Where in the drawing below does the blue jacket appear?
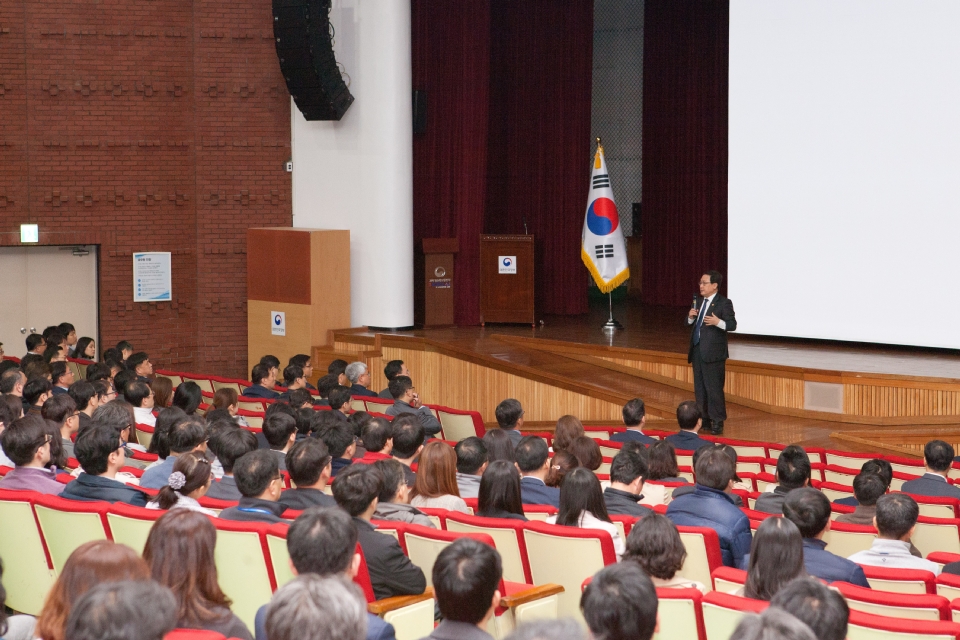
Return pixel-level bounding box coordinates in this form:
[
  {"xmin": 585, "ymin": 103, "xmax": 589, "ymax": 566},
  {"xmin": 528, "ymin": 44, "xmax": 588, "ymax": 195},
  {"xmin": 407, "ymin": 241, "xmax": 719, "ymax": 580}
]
[
  {"xmin": 900, "ymin": 474, "xmax": 960, "ymax": 500},
  {"xmin": 242, "ymin": 384, "xmax": 281, "ymax": 400},
  {"xmin": 664, "ymin": 430, "xmax": 714, "ymax": 453},
  {"xmin": 611, "ymin": 430, "xmax": 657, "ymax": 445},
  {"xmin": 60, "ymin": 473, "xmax": 149, "ymax": 507},
  {"xmin": 255, "ymin": 605, "xmax": 395, "ymax": 640},
  {"xmin": 520, "ymin": 476, "xmax": 561, "ymax": 508},
  {"xmin": 666, "ymin": 485, "xmax": 752, "ymax": 568},
  {"xmin": 140, "ymin": 456, "xmax": 176, "ymax": 489}
]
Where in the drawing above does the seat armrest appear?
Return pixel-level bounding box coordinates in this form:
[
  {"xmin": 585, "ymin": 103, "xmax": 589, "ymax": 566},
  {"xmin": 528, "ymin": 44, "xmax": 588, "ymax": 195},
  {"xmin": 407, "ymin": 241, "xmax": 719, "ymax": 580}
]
[
  {"xmin": 367, "ymin": 588, "xmax": 434, "ymax": 616},
  {"xmin": 499, "ymin": 584, "xmax": 565, "ymax": 608}
]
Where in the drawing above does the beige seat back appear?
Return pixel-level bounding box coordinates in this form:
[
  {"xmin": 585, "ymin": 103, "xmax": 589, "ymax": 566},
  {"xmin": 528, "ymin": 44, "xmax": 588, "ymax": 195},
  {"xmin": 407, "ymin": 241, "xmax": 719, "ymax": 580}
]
[
  {"xmin": 821, "ymin": 528, "xmax": 875, "ymax": 557},
  {"xmin": 0, "ymin": 496, "xmax": 55, "ymax": 614},
  {"xmin": 446, "ymin": 520, "xmax": 527, "ymax": 584}
]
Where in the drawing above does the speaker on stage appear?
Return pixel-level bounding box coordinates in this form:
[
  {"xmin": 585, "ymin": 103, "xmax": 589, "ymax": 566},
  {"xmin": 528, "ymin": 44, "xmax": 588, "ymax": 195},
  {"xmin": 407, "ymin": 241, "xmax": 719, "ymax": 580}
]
[{"xmin": 272, "ymin": 0, "xmax": 354, "ymax": 121}]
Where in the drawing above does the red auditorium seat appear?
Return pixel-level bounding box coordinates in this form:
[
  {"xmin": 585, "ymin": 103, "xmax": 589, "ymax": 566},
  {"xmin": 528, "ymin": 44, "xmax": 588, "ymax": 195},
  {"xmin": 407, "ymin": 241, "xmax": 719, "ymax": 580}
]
[
  {"xmin": 847, "ymin": 609, "xmax": 960, "ymax": 639},
  {"xmin": 833, "ymin": 581, "xmax": 951, "ymax": 621},
  {"xmin": 858, "ymin": 565, "xmax": 938, "ymax": 594}
]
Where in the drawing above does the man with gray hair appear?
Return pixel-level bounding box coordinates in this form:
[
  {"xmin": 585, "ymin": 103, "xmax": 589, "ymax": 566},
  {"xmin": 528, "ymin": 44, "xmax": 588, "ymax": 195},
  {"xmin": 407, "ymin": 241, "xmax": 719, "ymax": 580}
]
[
  {"xmin": 346, "ymin": 362, "xmax": 377, "ymax": 397},
  {"xmin": 90, "ymin": 401, "xmax": 148, "ymax": 469},
  {"xmin": 265, "ymin": 575, "xmax": 367, "ymax": 640}
]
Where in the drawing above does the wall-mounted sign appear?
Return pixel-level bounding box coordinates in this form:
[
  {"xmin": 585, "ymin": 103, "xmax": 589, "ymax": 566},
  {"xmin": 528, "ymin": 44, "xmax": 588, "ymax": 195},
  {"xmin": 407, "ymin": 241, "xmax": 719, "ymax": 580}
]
[
  {"xmin": 133, "ymin": 252, "xmax": 172, "ymax": 302},
  {"xmin": 498, "ymin": 255, "xmax": 517, "ymax": 274},
  {"xmin": 20, "ymin": 224, "xmax": 39, "ymax": 243},
  {"xmin": 271, "ymin": 311, "xmax": 286, "ymax": 336}
]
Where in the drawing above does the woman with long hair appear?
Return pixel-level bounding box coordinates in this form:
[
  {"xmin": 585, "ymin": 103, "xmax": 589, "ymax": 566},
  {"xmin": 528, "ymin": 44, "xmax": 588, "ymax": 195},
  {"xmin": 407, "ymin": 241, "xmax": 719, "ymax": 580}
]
[
  {"xmin": 143, "ymin": 510, "xmax": 252, "ymax": 640},
  {"xmin": 172, "ymin": 381, "xmax": 202, "ymax": 415},
  {"xmin": 145, "ymin": 406, "xmax": 187, "ymax": 468},
  {"xmin": 623, "ymin": 513, "xmax": 706, "ymax": 592},
  {"xmin": 646, "ymin": 441, "xmax": 688, "ymax": 483},
  {"xmin": 151, "ymin": 376, "xmax": 174, "ymax": 410},
  {"xmin": 568, "ymin": 435, "xmax": 603, "ymax": 471},
  {"xmin": 477, "ymin": 460, "xmax": 527, "ymax": 521},
  {"xmin": 744, "ymin": 516, "xmax": 806, "ymax": 601},
  {"xmin": 35, "ymin": 540, "xmax": 150, "ymax": 640},
  {"xmin": 546, "ymin": 467, "xmax": 624, "ymax": 558},
  {"xmin": 212, "ymin": 387, "xmax": 249, "ymax": 427},
  {"xmin": 410, "ymin": 441, "xmax": 469, "ymax": 513},
  {"xmin": 482, "ymin": 428, "xmax": 516, "ymax": 463},
  {"xmin": 147, "ymin": 451, "xmax": 216, "ymax": 516},
  {"xmin": 544, "ymin": 451, "xmax": 579, "ymax": 488},
  {"xmin": 73, "ymin": 337, "xmax": 96, "ymax": 361},
  {"xmin": 552, "ymin": 415, "xmax": 584, "ymax": 453}
]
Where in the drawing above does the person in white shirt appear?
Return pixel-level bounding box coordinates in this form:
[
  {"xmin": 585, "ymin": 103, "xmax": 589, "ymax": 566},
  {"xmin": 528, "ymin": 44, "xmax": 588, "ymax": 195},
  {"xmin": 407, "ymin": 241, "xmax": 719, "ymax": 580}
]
[
  {"xmin": 126, "ymin": 381, "xmax": 157, "ymax": 427},
  {"xmin": 146, "ymin": 451, "xmax": 218, "ymax": 517},
  {"xmin": 848, "ymin": 493, "xmax": 940, "ymax": 575},
  {"xmin": 546, "ymin": 467, "xmax": 625, "ymax": 559}
]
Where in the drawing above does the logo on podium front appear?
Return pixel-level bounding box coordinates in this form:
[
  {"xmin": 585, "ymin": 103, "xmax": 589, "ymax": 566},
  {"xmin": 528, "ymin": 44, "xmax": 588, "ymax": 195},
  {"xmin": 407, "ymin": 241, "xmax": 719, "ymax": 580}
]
[
  {"xmin": 498, "ymin": 256, "xmax": 516, "ymax": 274},
  {"xmin": 271, "ymin": 311, "xmax": 286, "ymax": 336}
]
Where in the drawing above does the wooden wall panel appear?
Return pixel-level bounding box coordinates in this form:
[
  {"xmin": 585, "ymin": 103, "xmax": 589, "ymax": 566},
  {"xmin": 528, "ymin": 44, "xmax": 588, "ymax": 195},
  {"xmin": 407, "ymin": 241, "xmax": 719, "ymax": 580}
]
[{"xmin": 844, "ymin": 385, "xmax": 960, "ymax": 418}]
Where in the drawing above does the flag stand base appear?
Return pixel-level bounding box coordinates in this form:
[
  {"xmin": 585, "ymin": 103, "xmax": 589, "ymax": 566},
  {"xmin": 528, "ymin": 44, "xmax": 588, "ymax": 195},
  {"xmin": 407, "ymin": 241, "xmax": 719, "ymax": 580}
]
[{"xmin": 601, "ymin": 291, "xmax": 624, "ymax": 333}]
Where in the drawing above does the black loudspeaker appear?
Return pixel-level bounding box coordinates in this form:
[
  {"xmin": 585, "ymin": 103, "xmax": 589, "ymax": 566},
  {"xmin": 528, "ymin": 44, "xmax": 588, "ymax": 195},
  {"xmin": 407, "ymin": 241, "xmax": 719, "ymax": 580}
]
[
  {"xmin": 412, "ymin": 90, "xmax": 427, "ymax": 134},
  {"xmin": 273, "ymin": 0, "xmax": 354, "ymax": 121}
]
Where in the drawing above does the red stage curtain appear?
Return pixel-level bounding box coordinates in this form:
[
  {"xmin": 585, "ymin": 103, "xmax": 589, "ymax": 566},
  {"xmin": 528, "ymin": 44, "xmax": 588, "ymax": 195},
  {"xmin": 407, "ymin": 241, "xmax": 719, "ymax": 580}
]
[{"xmin": 641, "ymin": 0, "xmax": 729, "ymax": 305}]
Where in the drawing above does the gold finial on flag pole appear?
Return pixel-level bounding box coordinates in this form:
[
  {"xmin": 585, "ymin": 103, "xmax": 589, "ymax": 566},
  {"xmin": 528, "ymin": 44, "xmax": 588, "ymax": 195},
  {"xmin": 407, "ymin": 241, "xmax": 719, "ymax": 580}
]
[{"xmin": 596, "ymin": 136, "xmax": 603, "ymax": 153}]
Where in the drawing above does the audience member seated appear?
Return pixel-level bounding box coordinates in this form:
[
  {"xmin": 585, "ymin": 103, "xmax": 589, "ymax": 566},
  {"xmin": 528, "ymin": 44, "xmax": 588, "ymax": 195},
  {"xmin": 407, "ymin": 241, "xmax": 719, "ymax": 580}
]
[
  {"xmin": 60, "ymin": 423, "xmax": 149, "ymax": 506},
  {"xmin": 265, "ymin": 575, "xmax": 367, "ymax": 640},
  {"xmin": 345, "ymin": 362, "xmax": 377, "ymax": 397},
  {"xmin": 455, "ymin": 436, "xmax": 488, "ymax": 499},
  {"xmin": 623, "ymin": 513, "xmax": 705, "ymax": 592},
  {"xmin": 603, "ymin": 451, "xmax": 653, "ymax": 517},
  {"xmin": 729, "ymin": 606, "xmax": 816, "ymax": 640},
  {"xmin": 283, "ymin": 354, "xmax": 315, "ymax": 391},
  {"xmin": 65, "ymin": 580, "xmax": 176, "ymax": 640},
  {"xmin": 151, "ymin": 376, "xmax": 173, "ymax": 409},
  {"xmin": 211, "ymin": 387, "xmax": 245, "ymax": 426},
  {"xmin": 770, "ymin": 578, "xmax": 849, "ymax": 640},
  {"xmin": 0, "ymin": 403, "xmax": 18, "ymax": 467},
  {"xmin": 545, "ymin": 451, "xmax": 579, "ymax": 488},
  {"xmin": 546, "ymin": 467, "xmax": 624, "ymax": 559},
  {"xmin": 581, "ymin": 563, "xmax": 658, "ymax": 640},
  {"xmin": 314, "ymin": 420, "xmax": 355, "ymax": 477},
  {"xmin": 477, "ymin": 459, "xmax": 528, "ymax": 521},
  {"xmin": 328, "ymin": 359, "xmax": 350, "ymax": 387},
  {"xmin": 68, "ymin": 381, "xmax": 98, "ymax": 433},
  {"xmin": 347, "ymin": 411, "xmax": 371, "ymax": 457},
  {"xmin": 277, "ymin": 365, "xmax": 308, "ymax": 403},
  {"xmin": 254, "ymin": 507, "xmax": 396, "ymax": 640},
  {"xmin": 359, "ymin": 417, "xmax": 394, "ymax": 463},
  {"xmin": 611, "ymin": 397, "xmax": 657, "ymax": 444},
  {"xmin": 279, "ymin": 438, "xmax": 336, "ymax": 510},
  {"xmin": 123, "ymin": 381, "xmax": 155, "ymax": 427},
  {"xmin": 372, "ymin": 458, "xmax": 435, "ymax": 527},
  {"xmin": 24, "ymin": 377, "xmax": 53, "ymax": 416},
  {"xmin": 494, "ymin": 398, "xmax": 525, "ymax": 446},
  {"xmin": 482, "ymin": 429, "xmax": 516, "ymax": 464},
  {"xmin": 502, "ymin": 620, "xmax": 586, "ymax": 640},
  {"xmin": 126, "ymin": 352, "xmax": 153, "ymax": 383},
  {"xmin": 646, "ymin": 441, "xmax": 689, "ymax": 484},
  {"xmin": 410, "ymin": 441, "xmax": 469, "ymax": 513},
  {"xmin": 665, "ymin": 401, "xmax": 713, "ymax": 452},
  {"xmin": 218, "ymin": 450, "xmax": 288, "ymax": 523},
  {"xmin": 35, "ymin": 540, "xmax": 151, "ymax": 640},
  {"xmin": 145, "ymin": 406, "xmax": 185, "ymax": 469},
  {"xmin": 780, "ymin": 487, "xmax": 870, "ymax": 587},
  {"xmin": 50, "ymin": 362, "xmax": 74, "ymax": 395},
  {"xmin": 551, "ymin": 415, "xmax": 584, "ymax": 454},
  {"xmin": 146, "ymin": 451, "xmax": 216, "ymax": 516},
  {"xmin": 112, "ymin": 369, "xmax": 137, "ymax": 402},
  {"xmin": 384, "ymin": 376, "xmax": 441, "ymax": 437},
  {"xmin": 516, "ymin": 435, "xmax": 561, "ymax": 507},
  {"xmin": 670, "ymin": 443, "xmax": 744, "ymax": 506},
  {"xmin": 0, "ymin": 367, "xmax": 26, "ymax": 399},
  {"xmin": 834, "ymin": 459, "xmax": 892, "ymax": 507},
  {"xmin": 206, "ymin": 427, "xmax": 258, "ymax": 501},
  {"xmin": 900, "ymin": 439, "xmax": 960, "ymax": 499},
  {"xmin": 378, "ymin": 359, "xmax": 410, "ymax": 398},
  {"xmin": 314, "ymin": 374, "xmax": 337, "ymax": 406},
  {"xmin": 328, "ymin": 386, "xmax": 354, "ymax": 422},
  {"xmin": 263, "ymin": 413, "xmax": 298, "ymax": 471},
  {"xmin": 667, "ymin": 447, "xmax": 750, "ymax": 567},
  {"xmin": 568, "ymin": 436, "xmax": 602, "ymax": 471},
  {"xmin": 423, "ymin": 538, "xmax": 503, "ymax": 640},
  {"xmin": 140, "ymin": 416, "xmax": 208, "ymax": 489},
  {"xmin": 332, "ymin": 464, "xmax": 427, "ymax": 600},
  {"xmin": 24, "ymin": 333, "xmax": 45, "ymax": 358},
  {"xmin": 0, "ymin": 416, "xmax": 64, "ymax": 494},
  {"xmin": 143, "ymin": 510, "xmax": 251, "ymax": 639},
  {"xmin": 743, "ymin": 517, "xmax": 806, "ymax": 600},
  {"xmin": 171, "ymin": 380, "xmax": 203, "ymax": 416},
  {"xmin": 243, "ymin": 363, "xmax": 281, "ymax": 400},
  {"xmin": 390, "ymin": 415, "xmax": 424, "ymax": 487},
  {"xmin": 834, "ymin": 471, "xmax": 887, "ymax": 525},
  {"xmin": 755, "ymin": 445, "xmax": 811, "ymax": 514},
  {"xmin": 41, "ymin": 394, "xmax": 79, "ymax": 460},
  {"xmin": 848, "ymin": 492, "xmax": 940, "ymax": 574},
  {"xmin": 90, "ymin": 401, "xmax": 147, "ymax": 470}
]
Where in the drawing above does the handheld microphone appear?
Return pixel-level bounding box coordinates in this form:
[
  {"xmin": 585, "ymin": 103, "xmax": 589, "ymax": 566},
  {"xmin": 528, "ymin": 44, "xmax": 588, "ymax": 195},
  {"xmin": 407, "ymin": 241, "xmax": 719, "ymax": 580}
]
[{"xmin": 692, "ymin": 294, "xmax": 698, "ymax": 310}]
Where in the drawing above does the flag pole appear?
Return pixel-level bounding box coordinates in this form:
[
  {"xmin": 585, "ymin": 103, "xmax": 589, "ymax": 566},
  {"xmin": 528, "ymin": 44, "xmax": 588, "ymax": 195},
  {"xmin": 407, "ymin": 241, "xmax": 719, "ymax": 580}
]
[{"xmin": 601, "ymin": 290, "xmax": 624, "ymax": 333}]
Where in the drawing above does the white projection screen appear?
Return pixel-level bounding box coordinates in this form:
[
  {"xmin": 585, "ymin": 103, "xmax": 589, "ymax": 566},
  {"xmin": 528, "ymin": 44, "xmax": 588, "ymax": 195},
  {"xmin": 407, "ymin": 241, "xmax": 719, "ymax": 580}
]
[{"xmin": 728, "ymin": 1, "xmax": 960, "ymax": 349}]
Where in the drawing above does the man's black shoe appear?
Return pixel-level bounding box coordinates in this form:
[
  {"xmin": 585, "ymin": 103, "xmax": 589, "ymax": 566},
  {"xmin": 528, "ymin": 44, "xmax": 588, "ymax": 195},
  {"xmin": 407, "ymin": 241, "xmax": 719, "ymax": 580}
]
[{"xmin": 710, "ymin": 421, "xmax": 724, "ymax": 435}]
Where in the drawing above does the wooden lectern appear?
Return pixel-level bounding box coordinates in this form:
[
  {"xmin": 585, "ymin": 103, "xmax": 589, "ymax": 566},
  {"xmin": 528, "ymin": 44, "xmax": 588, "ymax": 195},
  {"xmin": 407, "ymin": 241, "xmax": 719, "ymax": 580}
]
[
  {"xmin": 479, "ymin": 234, "xmax": 535, "ymax": 326},
  {"xmin": 422, "ymin": 238, "xmax": 458, "ymax": 327}
]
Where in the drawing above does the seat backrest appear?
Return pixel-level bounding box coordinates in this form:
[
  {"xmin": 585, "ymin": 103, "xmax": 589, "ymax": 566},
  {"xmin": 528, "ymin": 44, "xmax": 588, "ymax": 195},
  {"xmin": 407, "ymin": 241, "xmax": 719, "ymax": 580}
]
[
  {"xmin": 105, "ymin": 502, "xmax": 164, "ymax": 555},
  {"xmin": 135, "ymin": 423, "xmax": 154, "ymax": 449},
  {"xmin": 435, "ymin": 407, "xmax": 486, "ymax": 440},
  {"xmin": 522, "ymin": 521, "xmax": 617, "ymax": 623},
  {"xmin": 416, "ymin": 507, "xmax": 447, "ymax": 530},
  {"xmin": 902, "ymin": 493, "xmax": 960, "ymax": 520},
  {"xmin": 0, "ymin": 490, "xmax": 55, "ymax": 615},
  {"xmin": 676, "ymin": 526, "xmax": 723, "ymax": 588},
  {"xmin": 847, "ymin": 609, "xmax": 960, "ymax": 639},
  {"xmin": 822, "ymin": 521, "xmax": 876, "ymax": 557},
  {"xmin": 820, "ymin": 482, "xmax": 855, "ymax": 502},
  {"xmin": 914, "ymin": 517, "xmax": 960, "ymax": 556},
  {"xmin": 211, "ymin": 379, "xmax": 243, "ymax": 394},
  {"xmin": 711, "ymin": 566, "xmax": 747, "ymax": 594},
  {"xmin": 701, "ymin": 591, "xmax": 768, "ymax": 640},
  {"xmin": 445, "ymin": 513, "xmax": 531, "ymax": 583},
  {"xmin": 834, "ymin": 582, "xmax": 950, "ymax": 621},
  {"xmin": 183, "ymin": 376, "xmax": 215, "ymax": 393},
  {"xmin": 264, "ymin": 524, "xmax": 296, "ymax": 588},
  {"xmin": 211, "ymin": 519, "xmax": 276, "ymax": 631},
  {"xmin": 400, "ymin": 524, "xmax": 495, "ymax": 588},
  {"xmin": 860, "ymin": 565, "xmax": 937, "ymax": 595},
  {"xmin": 32, "ymin": 494, "xmax": 110, "ymax": 574},
  {"xmin": 656, "ymin": 587, "xmax": 706, "ymax": 640},
  {"xmin": 937, "ymin": 573, "xmax": 960, "ymax": 603},
  {"xmin": 522, "ymin": 505, "xmax": 557, "ymax": 522},
  {"xmin": 825, "ymin": 450, "xmax": 877, "ymax": 468},
  {"xmin": 824, "ymin": 464, "xmax": 859, "ymax": 485}
]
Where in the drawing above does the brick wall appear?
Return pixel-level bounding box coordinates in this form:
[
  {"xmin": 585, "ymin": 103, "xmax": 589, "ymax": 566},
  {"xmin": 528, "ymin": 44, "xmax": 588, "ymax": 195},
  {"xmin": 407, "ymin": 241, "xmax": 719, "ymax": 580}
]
[{"xmin": 0, "ymin": 0, "xmax": 291, "ymax": 378}]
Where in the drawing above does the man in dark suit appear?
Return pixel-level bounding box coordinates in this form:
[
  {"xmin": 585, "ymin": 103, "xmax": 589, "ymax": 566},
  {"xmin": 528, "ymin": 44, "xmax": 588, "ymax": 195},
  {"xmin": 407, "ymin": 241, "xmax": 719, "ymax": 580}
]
[
  {"xmin": 218, "ymin": 450, "xmax": 288, "ymax": 524},
  {"xmin": 688, "ymin": 270, "xmax": 737, "ymax": 435},
  {"xmin": 278, "ymin": 438, "xmax": 336, "ymax": 510},
  {"xmin": 243, "ymin": 363, "xmax": 281, "ymax": 400},
  {"xmin": 603, "ymin": 451, "xmax": 653, "ymax": 517},
  {"xmin": 345, "ymin": 362, "xmax": 378, "ymax": 397},
  {"xmin": 611, "ymin": 398, "xmax": 657, "ymax": 445},
  {"xmin": 60, "ymin": 423, "xmax": 149, "ymax": 506},
  {"xmin": 901, "ymin": 440, "xmax": 960, "ymax": 500},
  {"xmin": 516, "ymin": 435, "xmax": 560, "ymax": 508},
  {"xmin": 664, "ymin": 401, "xmax": 713, "ymax": 453}
]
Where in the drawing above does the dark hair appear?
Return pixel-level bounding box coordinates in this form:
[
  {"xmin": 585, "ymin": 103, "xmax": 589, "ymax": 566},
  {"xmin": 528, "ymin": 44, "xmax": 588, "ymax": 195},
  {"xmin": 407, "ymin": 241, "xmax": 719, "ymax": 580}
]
[
  {"xmin": 112, "ymin": 370, "xmax": 137, "ymax": 398},
  {"xmin": 0, "ymin": 367, "xmax": 23, "ymax": 394},
  {"xmin": 647, "ymin": 441, "xmax": 680, "ymax": 481},
  {"xmin": 568, "ymin": 436, "xmax": 602, "ymax": 471},
  {"xmin": 148, "ymin": 406, "xmax": 186, "ymax": 459},
  {"xmin": 26, "ymin": 333, "xmax": 44, "ymax": 352},
  {"xmin": 383, "ymin": 360, "xmax": 405, "ymax": 381},
  {"xmin": 348, "ymin": 411, "xmax": 373, "ymax": 438},
  {"xmin": 209, "ymin": 426, "xmax": 258, "ymax": 473},
  {"xmin": 455, "ymin": 437, "xmax": 488, "ymax": 474},
  {"xmin": 116, "ymin": 341, "xmax": 133, "ymax": 353},
  {"xmin": 495, "ymin": 399, "xmax": 523, "ymax": 429},
  {"xmin": 42, "ymin": 393, "xmax": 77, "ymax": 425},
  {"xmin": 172, "ymin": 381, "xmax": 202, "ymax": 415},
  {"xmin": 859, "ymin": 459, "xmax": 893, "ymax": 488},
  {"xmin": 783, "ymin": 487, "xmax": 831, "ymax": 538},
  {"xmin": 58, "ymin": 322, "xmax": 75, "ymax": 336},
  {"xmin": 730, "ymin": 607, "xmax": 816, "ymax": 640},
  {"xmin": 694, "ymin": 447, "xmax": 735, "ymax": 490},
  {"xmin": 515, "ymin": 435, "xmax": 549, "ymax": 473},
  {"xmin": 150, "ymin": 452, "xmax": 213, "ymax": 509},
  {"xmin": 283, "ymin": 365, "xmax": 304, "ymax": 387},
  {"xmin": 143, "ymin": 510, "xmax": 231, "ymax": 625},
  {"xmin": 482, "ymin": 429, "xmax": 516, "ymax": 463},
  {"xmin": 622, "ymin": 398, "xmax": 645, "ymax": 426},
  {"xmin": 74, "ymin": 423, "xmax": 123, "ymax": 476},
  {"xmin": 287, "ymin": 506, "xmax": 358, "ymax": 575},
  {"xmin": 74, "ymin": 337, "xmax": 95, "ymax": 361},
  {"xmin": 259, "ymin": 355, "xmax": 280, "ymax": 371},
  {"xmin": 289, "ymin": 354, "xmax": 311, "ymax": 369},
  {"xmin": 266, "ymin": 400, "xmax": 297, "ymax": 421},
  {"xmin": 316, "ymin": 423, "xmax": 355, "ymax": 459},
  {"xmin": 24, "ymin": 377, "xmax": 53, "ymax": 405},
  {"xmin": 123, "ymin": 381, "xmax": 152, "ymax": 408},
  {"xmin": 328, "ymin": 385, "xmax": 351, "ymax": 411},
  {"xmin": 705, "ymin": 270, "xmax": 723, "ymax": 287},
  {"xmin": 391, "ymin": 415, "xmax": 425, "ymax": 458},
  {"xmin": 676, "ymin": 400, "xmax": 701, "ymax": 431},
  {"xmin": 374, "ymin": 458, "xmax": 408, "ymax": 503},
  {"xmin": 233, "ymin": 450, "xmax": 280, "ymax": 498},
  {"xmin": 478, "ymin": 460, "xmax": 524, "ymax": 517},
  {"xmin": 624, "ymin": 513, "xmax": 686, "ymax": 580},
  {"xmin": 167, "ymin": 416, "xmax": 207, "ymax": 454},
  {"xmin": 745, "ymin": 517, "xmax": 806, "ymax": 601},
  {"xmin": 316, "ymin": 374, "xmax": 338, "ymax": 398},
  {"xmin": 0, "ymin": 416, "xmax": 50, "ymax": 466},
  {"xmin": 581, "ymin": 562, "xmax": 658, "ymax": 640},
  {"xmin": 332, "ymin": 464, "xmax": 382, "ymax": 517},
  {"xmin": 610, "ymin": 451, "xmax": 647, "ymax": 485},
  {"xmin": 361, "ymin": 417, "xmax": 393, "ymax": 453},
  {"xmin": 852, "ymin": 471, "xmax": 887, "ymax": 506},
  {"xmin": 126, "ymin": 352, "xmax": 150, "ymax": 372},
  {"xmin": 251, "ymin": 363, "xmax": 271, "ymax": 386},
  {"xmin": 552, "ymin": 415, "xmax": 584, "ymax": 453},
  {"xmin": 308, "ymin": 409, "xmax": 342, "ymax": 436},
  {"xmin": 50, "ymin": 361, "xmax": 70, "ymax": 387},
  {"xmin": 388, "ymin": 375, "xmax": 413, "ymax": 400},
  {"xmin": 776, "ymin": 445, "xmax": 811, "ymax": 490},
  {"xmin": 43, "ymin": 345, "xmax": 64, "ymax": 364},
  {"xmin": 545, "ymin": 451, "xmax": 579, "ymax": 488},
  {"xmin": 327, "ymin": 359, "xmax": 348, "ymax": 376},
  {"xmin": 433, "ymin": 538, "xmax": 502, "ymax": 624},
  {"xmin": 264, "ymin": 413, "xmax": 298, "ymax": 449},
  {"xmin": 876, "ymin": 493, "xmax": 919, "ymax": 539},
  {"xmin": 925, "ymin": 440, "xmax": 955, "ymax": 472},
  {"xmin": 68, "ymin": 380, "xmax": 96, "ymax": 412},
  {"xmin": 557, "ymin": 468, "xmax": 610, "ymax": 526},
  {"xmin": 770, "ymin": 578, "xmax": 849, "ymax": 640},
  {"xmin": 103, "ymin": 345, "xmax": 125, "ymax": 363},
  {"xmin": 65, "ymin": 580, "xmax": 176, "ymax": 640},
  {"xmin": 85, "ymin": 362, "xmax": 112, "ymax": 382},
  {"xmin": 286, "ymin": 438, "xmax": 332, "ymax": 487},
  {"xmin": 289, "ymin": 389, "xmax": 315, "ymax": 412}
]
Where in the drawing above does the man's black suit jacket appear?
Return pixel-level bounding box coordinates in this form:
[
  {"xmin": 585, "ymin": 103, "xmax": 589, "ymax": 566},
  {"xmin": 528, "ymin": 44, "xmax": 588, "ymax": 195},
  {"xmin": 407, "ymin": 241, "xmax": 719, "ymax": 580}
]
[{"xmin": 688, "ymin": 294, "xmax": 737, "ymax": 364}]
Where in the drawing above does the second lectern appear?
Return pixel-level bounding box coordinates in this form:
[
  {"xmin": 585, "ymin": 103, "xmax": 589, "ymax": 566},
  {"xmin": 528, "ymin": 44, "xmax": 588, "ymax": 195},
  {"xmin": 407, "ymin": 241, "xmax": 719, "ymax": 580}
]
[{"xmin": 479, "ymin": 234, "xmax": 535, "ymax": 326}]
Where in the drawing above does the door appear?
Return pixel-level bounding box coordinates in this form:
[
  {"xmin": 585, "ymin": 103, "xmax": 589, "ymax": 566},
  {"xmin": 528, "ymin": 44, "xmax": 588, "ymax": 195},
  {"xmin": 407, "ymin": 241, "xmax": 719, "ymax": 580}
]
[{"xmin": 0, "ymin": 246, "xmax": 99, "ymax": 359}]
